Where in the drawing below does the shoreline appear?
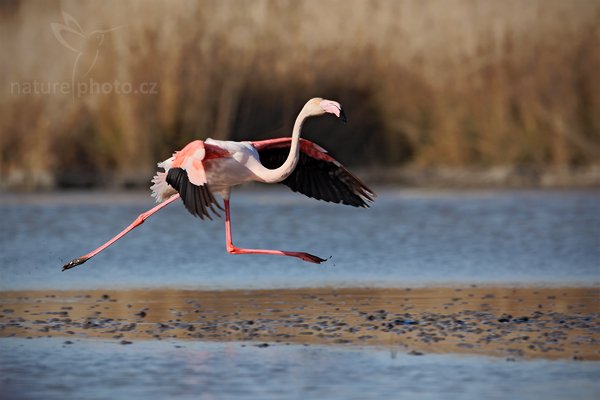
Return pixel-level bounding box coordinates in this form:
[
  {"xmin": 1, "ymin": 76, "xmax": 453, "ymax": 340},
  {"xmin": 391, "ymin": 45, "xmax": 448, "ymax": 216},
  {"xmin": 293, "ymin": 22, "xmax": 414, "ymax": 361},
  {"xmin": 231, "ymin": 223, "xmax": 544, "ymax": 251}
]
[
  {"xmin": 2, "ymin": 165, "xmax": 600, "ymax": 191},
  {"xmin": 1, "ymin": 286, "xmax": 598, "ymax": 360},
  {"xmin": 1, "ymin": 281, "xmax": 599, "ymax": 293}
]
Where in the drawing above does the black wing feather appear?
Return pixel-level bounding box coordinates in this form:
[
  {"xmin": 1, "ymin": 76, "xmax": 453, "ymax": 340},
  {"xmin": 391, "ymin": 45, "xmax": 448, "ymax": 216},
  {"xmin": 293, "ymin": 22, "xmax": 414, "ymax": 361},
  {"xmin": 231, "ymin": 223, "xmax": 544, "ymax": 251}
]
[
  {"xmin": 166, "ymin": 167, "xmax": 221, "ymax": 220},
  {"xmin": 257, "ymin": 147, "xmax": 375, "ymax": 208}
]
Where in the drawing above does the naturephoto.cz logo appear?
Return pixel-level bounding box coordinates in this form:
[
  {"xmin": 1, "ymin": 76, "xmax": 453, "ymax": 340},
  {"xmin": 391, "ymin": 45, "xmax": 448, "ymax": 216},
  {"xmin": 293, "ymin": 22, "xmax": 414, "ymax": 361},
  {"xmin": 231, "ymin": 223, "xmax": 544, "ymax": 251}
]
[
  {"xmin": 11, "ymin": 79, "xmax": 158, "ymax": 97},
  {"xmin": 10, "ymin": 11, "xmax": 158, "ymax": 99}
]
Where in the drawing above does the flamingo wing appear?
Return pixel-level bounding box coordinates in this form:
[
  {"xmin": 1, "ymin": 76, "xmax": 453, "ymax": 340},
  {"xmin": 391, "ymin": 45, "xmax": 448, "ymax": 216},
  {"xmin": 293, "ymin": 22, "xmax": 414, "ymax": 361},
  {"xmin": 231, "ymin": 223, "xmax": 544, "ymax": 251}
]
[
  {"xmin": 165, "ymin": 140, "xmax": 224, "ymax": 220},
  {"xmin": 252, "ymin": 138, "xmax": 375, "ymax": 207}
]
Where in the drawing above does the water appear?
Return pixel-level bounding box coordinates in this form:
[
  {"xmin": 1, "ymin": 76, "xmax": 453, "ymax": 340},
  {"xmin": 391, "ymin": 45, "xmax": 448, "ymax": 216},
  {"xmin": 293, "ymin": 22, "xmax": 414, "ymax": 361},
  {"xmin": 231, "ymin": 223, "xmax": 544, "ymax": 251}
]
[
  {"xmin": 1, "ymin": 189, "xmax": 599, "ymax": 290},
  {"xmin": 1, "ymin": 338, "xmax": 599, "ymax": 400},
  {"xmin": 1, "ymin": 190, "xmax": 599, "ymax": 400}
]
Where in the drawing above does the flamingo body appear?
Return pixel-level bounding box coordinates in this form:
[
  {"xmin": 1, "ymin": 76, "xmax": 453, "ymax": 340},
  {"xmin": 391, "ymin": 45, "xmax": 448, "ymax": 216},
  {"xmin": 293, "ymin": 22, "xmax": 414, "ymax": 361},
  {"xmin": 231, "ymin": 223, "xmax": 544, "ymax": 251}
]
[{"xmin": 62, "ymin": 98, "xmax": 375, "ymax": 271}]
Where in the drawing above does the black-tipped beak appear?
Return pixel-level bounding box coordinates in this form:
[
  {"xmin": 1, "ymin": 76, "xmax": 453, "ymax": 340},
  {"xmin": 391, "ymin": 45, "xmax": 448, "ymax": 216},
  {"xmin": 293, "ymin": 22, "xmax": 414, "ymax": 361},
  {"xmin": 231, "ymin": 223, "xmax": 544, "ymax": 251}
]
[{"xmin": 340, "ymin": 107, "xmax": 348, "ymax": 123}]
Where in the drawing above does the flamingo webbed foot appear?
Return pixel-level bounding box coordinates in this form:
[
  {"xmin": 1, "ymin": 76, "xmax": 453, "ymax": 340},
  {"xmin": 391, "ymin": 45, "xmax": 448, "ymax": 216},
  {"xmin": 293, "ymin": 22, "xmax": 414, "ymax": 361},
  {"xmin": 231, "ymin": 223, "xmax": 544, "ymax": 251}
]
[
  {"xmin": 226, "ymin": 245, "xmax": 327, "ymax": 264},
  {"xmin": 294, "ymin": 252, "xmax": 327, "ymax": 264},
  {"xmin": 62, "ymin": 257, "xmax": 89, "ymax": 271}
]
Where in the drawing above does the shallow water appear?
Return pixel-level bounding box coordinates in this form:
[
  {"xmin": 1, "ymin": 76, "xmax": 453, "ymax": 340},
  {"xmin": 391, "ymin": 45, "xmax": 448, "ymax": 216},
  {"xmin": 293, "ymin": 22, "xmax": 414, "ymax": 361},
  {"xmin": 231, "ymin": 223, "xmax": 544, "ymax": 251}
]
[
  {"xmin": 1, "ymin": 189, "xmax": 599, "ymax": 290},
  {"xmin": 0, "ymin": 338, "xmax": 598, "ymax": 400}
]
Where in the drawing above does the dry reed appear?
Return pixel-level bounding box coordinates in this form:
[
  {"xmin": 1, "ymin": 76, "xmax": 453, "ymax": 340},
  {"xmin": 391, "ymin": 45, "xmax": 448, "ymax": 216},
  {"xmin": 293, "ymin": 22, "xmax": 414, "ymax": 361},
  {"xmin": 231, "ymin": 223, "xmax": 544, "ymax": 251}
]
[{"xmin": 1, "ymin": 0, "xmax": 599, "ymax": 188}]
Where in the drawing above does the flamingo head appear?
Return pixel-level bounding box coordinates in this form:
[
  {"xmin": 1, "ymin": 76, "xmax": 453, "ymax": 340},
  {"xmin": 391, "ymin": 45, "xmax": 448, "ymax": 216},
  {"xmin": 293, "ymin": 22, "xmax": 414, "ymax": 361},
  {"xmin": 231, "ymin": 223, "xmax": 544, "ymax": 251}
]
[{"xmin": 306, "ymin": 98, "xmax": 347, "ymax": 122}]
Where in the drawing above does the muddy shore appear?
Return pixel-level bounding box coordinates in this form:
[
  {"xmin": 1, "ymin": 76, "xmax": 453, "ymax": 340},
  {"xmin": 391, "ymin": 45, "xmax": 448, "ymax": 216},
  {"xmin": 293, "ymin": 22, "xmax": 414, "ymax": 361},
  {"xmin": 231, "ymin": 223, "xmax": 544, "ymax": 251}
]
[{"xmin": 1, "ymin": 287, "xmax": 598, "ymax": 360}]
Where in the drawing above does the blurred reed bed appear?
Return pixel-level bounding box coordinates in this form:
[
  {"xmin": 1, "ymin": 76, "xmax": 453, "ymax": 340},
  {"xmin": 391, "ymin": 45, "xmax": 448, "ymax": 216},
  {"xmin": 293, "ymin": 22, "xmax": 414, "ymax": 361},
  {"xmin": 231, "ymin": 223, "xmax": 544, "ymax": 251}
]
[{"xmin": 0, "ymin": 0, "xmax": 599, "ymax": 189}]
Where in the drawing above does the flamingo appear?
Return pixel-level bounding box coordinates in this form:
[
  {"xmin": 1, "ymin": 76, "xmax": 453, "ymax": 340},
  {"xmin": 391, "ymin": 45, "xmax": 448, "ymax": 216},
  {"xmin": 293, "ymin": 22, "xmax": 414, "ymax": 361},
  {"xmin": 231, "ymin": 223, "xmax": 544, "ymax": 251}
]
[{"xmin": 62, "ymin": 98, "xmax": 375, "ymax": 271}]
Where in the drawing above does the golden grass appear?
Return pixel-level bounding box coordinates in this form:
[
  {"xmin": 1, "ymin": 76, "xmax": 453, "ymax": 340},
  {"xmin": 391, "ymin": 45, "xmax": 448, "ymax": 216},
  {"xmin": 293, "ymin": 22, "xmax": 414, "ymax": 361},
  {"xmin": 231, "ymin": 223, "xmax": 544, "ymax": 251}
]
[{"xmin": 1, "ymin": 0, "xmax": 599, "ymax": 188}]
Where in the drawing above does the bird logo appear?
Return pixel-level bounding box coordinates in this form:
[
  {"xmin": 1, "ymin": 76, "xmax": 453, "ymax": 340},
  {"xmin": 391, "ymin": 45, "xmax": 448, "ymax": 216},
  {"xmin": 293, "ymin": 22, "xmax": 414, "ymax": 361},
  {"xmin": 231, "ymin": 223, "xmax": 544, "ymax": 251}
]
[{"xmin": 51, "ymin": 11, "xmax": 122, "ymax": 98}]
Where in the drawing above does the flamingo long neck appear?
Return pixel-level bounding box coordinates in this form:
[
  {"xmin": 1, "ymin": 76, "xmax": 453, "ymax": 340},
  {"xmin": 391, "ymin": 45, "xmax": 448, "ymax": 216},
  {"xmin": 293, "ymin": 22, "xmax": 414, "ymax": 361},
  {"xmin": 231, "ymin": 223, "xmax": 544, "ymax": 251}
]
[{"xmin": 253, "ymin": 105, "xmax": 311, "ymax": 183}]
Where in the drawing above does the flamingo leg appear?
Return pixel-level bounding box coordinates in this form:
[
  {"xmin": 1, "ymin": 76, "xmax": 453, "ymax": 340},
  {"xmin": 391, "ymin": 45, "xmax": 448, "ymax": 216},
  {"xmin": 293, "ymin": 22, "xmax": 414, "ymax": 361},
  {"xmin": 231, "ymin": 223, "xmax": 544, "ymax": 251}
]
[
  {"xmin": 62, "ymin": 194, "xmax": 181, "ymax": 271},
  {"xmin": 223, "ymin": 198, "xmax": 326, "ymax": 264}
]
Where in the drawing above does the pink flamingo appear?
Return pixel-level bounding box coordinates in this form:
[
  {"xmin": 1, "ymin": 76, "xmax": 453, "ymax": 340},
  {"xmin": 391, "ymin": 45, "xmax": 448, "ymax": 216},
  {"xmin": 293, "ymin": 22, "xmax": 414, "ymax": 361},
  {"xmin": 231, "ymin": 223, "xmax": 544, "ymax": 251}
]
[{"xmin": 62, "ymin": 98, "xmax": 375, "ymax": 271}]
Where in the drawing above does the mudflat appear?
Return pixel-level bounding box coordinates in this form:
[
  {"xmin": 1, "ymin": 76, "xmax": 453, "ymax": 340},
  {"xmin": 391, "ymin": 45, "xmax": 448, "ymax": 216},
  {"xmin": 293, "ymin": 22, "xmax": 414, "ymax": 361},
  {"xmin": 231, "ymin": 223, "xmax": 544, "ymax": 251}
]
[{"xmin": 1, "ymin": 287, "xmax": 598, "ymax": 360}]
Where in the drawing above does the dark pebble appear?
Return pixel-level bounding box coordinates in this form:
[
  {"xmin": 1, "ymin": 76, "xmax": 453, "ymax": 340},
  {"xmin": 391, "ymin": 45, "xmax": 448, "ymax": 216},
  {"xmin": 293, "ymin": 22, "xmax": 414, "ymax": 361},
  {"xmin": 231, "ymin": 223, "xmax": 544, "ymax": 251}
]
[
  {"xmin": 358, "ymin": 335, "xmax": 375, "ymax": 340},
  {"xmin": 120, "ymin": 323, "xmax": 137, "ymax": 332},
  {"xmin": 334, "ymin": 339, "xmax": 351, "ymax": 344}
]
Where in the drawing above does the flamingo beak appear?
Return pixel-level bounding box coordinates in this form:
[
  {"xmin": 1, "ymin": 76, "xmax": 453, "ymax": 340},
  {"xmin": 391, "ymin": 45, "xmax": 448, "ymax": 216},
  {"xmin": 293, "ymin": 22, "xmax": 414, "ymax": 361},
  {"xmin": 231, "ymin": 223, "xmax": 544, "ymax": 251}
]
[
  {"xmin": 339, "ymin": 107, "xmax": 348, "ymax": 123},
  {"xmin": 320, "ymin": 100, "xmax": 348, "ymax": 123}
]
